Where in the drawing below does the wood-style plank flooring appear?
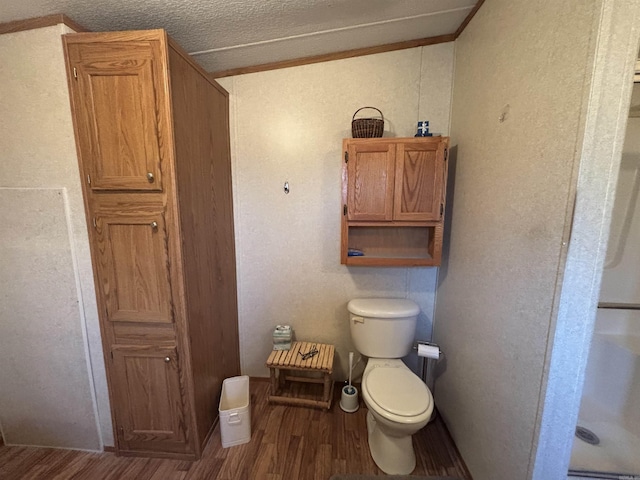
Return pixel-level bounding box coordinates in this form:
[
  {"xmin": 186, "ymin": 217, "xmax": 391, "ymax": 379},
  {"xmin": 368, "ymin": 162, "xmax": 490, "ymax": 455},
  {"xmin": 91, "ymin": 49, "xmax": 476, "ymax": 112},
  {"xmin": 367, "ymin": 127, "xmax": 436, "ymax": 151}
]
[{"xmin": 0, "ymin": 379, "xmax": 471, "ymax": 479}]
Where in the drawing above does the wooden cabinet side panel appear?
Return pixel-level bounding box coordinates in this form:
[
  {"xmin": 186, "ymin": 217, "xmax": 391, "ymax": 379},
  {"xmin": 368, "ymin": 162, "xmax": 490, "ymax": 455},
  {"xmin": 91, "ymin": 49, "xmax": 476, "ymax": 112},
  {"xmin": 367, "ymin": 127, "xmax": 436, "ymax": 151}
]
[{"xmin": 168, "ymin": 46, "xmax": 240, "ymax": 449}]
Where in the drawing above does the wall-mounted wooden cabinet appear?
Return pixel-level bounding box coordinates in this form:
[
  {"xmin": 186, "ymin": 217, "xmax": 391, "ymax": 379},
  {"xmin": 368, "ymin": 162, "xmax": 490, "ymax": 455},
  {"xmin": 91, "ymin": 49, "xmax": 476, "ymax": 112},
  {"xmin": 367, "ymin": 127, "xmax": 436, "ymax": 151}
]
[
  {"xmin": 64, "ymin": 30, "xmax": 240, "ymax": 460},
  {"xmin": 341, "ymin": 137, "xmax": 449, "ymax": 267}
]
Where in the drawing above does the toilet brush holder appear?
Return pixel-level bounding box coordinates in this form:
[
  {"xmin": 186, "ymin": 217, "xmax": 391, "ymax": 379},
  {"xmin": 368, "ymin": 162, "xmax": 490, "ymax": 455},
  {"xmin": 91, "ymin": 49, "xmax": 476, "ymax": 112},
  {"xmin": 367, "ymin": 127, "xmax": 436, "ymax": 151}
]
[{"xmin": 340, "ymin": 385, "xmax": 359, "ymax": 413}]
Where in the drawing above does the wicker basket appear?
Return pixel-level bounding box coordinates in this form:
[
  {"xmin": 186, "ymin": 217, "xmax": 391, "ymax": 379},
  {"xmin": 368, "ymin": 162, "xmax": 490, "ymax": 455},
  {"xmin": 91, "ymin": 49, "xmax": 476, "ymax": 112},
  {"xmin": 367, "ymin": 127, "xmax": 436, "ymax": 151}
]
[{"xmin": 351, "ymin": 107, "xmax": 384, "ymax": 138}]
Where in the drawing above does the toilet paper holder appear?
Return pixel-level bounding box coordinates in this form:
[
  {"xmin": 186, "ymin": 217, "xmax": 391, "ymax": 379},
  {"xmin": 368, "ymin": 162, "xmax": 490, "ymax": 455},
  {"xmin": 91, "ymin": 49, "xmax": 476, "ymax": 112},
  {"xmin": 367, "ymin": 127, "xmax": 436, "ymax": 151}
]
[{"xmin": 413, "ymin": 341, "xmax": 442, "ymax": 392}]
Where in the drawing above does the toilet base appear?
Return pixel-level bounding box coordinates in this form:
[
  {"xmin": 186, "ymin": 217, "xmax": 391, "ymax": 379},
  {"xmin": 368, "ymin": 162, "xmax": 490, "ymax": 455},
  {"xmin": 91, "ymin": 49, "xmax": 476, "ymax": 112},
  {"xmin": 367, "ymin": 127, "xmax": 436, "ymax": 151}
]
[{"xmin": 366, "ymin": 410, "xmax": 416, "ymax": 475}]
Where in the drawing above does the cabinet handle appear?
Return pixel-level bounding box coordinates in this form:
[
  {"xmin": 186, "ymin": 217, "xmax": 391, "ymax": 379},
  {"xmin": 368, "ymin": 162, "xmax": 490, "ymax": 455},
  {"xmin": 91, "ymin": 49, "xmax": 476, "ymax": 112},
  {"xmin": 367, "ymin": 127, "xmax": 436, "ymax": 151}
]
[
  {"xmin": 146, "ymin": 172, "xmax": 155, "ymax": 183},
  {"xmin": 164, "ymin": 356, "xmax": 171, "ymax": 363},
  {"xmin": 150, "ymin": 221, "xmax": 158, "ymax": 230}
]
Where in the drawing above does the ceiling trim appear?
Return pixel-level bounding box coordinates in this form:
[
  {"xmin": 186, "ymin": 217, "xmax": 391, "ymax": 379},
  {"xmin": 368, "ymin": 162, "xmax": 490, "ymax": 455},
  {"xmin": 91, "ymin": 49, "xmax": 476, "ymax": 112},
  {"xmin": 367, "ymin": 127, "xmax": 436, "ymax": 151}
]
[
  {"xmin": 210, "ymin": 33, "xmax": 456, "ymax": 78},
  {"xmin": 209, "ymin": 1, "xmax": 485, "ymax": 78},
  {"xmin": 454, "ymin": 0, "xmax": 486, "ymax": 38},
  {"xmin": 0, "ymin": 14, "xmax": 88, "ymax": 35}
]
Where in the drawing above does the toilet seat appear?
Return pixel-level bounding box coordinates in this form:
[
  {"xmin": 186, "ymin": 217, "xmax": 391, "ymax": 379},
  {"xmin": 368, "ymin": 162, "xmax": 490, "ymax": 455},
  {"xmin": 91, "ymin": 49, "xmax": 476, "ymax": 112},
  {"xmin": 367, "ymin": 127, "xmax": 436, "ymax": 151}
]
[{"xmin": 363, "ymin": 365, "xmax": 432, "ymax": 424}]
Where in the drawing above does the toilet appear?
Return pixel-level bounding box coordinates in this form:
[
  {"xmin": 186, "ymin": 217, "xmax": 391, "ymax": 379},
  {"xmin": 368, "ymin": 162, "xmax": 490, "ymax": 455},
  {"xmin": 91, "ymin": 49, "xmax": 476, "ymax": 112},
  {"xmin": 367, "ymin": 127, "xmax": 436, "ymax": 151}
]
[{"xmin": 348, "ymin": 298, "xmax": 433, "ymax": 475}]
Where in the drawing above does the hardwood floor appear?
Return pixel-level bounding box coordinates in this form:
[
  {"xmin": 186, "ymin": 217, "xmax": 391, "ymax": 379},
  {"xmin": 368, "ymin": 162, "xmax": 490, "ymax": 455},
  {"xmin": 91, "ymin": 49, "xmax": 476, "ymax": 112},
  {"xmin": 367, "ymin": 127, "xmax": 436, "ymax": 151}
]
[{"xmin": 0, "ymin": 378, "xmax": 471, "ymax": 479}]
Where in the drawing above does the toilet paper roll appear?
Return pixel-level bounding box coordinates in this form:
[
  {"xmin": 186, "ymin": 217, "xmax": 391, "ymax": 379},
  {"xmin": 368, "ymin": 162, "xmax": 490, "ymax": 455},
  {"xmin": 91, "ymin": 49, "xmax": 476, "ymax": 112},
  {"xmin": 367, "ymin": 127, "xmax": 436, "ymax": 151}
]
[{"xmin": 417, "ymin": 344, "xmax": 440, "ymax": 360}]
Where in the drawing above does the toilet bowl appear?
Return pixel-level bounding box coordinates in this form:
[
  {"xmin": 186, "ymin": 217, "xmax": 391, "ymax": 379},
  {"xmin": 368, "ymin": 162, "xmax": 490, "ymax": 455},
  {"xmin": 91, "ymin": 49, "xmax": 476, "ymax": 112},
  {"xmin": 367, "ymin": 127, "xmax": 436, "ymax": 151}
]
[
  {"xmin": 361, "ymin": 358, "xmax": 433, "ymax": 474},
  {"xmin": 347, "ymin": 298, "xmax": 434, "ymax": 475}
]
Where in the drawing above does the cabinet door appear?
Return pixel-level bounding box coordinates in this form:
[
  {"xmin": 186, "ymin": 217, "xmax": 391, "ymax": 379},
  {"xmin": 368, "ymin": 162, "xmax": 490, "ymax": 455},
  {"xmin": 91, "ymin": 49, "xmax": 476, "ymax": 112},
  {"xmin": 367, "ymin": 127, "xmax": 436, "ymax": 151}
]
[
  {"xmin": 346, "ymin": 142, "xmax": 396, "ymax": 221},
  {"xmin": 393, "ymin": 140, "xmax": 446, "ymax": 221},
  {"xmin": 111, "ymin": 345, "xmax": 189, "ymax": 454},
  {"xmin": 94, "ymin": 206, "xmax": 173, "ymax": 324},
  {"xmin": 66, "ymin": 41, "xmax": 164, "ymax": 191}
]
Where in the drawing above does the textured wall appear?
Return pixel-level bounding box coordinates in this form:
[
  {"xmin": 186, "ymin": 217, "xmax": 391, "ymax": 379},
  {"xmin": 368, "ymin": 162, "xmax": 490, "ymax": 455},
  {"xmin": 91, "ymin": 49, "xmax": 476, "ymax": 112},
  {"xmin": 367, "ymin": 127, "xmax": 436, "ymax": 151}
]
[
  {"xmin": 0, "ymin": 189, "xmax": 100, "ymax": 449},
  {"xmin": 216, "ymin": 42, "xmax": 454, "ymax": 380},
  {"xmin": 434, "ymin": 1, "xmax": 607, "ymax": 479},
  {"xmin": 0, "ymin": 24, "xmax": 111, "ymax": 448}
]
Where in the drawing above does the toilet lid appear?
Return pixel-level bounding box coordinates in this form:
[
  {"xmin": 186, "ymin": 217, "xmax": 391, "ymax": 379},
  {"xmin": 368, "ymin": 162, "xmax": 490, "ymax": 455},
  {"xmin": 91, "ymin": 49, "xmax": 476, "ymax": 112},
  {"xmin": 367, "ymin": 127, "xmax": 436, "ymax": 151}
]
[{"xmin": 366, "ymin": 367, "xmax": 431, "ymax": 417}]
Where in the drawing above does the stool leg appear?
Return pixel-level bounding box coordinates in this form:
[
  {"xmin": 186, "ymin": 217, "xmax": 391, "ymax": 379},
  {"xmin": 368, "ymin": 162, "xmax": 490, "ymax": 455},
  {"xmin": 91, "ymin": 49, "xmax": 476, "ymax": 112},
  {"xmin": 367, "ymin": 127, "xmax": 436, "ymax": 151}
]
[
  {"xmin": 323, "ymin": 374, "xmax": 331, "ymax": 405},
  {"xmin": 279, "ymin": 369, "xmax": 286, "ymax": 388},
  {"xmin": 270, "ymin": 368, "xmax": 278, "ymax": 396}
]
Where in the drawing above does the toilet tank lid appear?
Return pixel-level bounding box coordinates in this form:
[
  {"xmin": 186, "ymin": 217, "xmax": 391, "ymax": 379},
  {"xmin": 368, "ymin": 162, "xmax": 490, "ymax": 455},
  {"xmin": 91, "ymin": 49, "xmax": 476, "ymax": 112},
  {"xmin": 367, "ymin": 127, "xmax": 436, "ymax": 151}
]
[{"xmin": 348, "ymin": 298, "xmax": 420, "ymax": 318}]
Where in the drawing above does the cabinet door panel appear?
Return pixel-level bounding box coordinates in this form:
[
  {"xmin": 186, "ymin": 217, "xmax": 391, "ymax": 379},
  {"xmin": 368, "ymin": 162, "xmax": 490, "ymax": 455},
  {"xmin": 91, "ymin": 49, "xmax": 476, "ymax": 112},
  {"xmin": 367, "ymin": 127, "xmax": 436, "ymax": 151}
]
[
  {"xmin": 394, "ymin": 141, "xmax": 445, "ymax": 221},
  {"xmin": 67, "ymin": 42, "xmax": 164, "ymax": 191},
  {"xmin": 95, "ymin": 207, "xmax": 173, "ymax": 324},
  {"xmin": 347, "ymin": 143, "xmax": 396, "ymax": 221},
  {"xmin": 111, "ymin": 346, "xmax": 189, "ymax": 453}
]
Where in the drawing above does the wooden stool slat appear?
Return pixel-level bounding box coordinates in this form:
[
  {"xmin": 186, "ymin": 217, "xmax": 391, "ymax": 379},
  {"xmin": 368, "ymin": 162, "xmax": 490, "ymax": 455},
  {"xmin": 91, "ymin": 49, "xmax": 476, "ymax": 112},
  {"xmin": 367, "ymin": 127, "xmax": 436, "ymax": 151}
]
[
  {"xmin": 273, "ymin": 348, "xmax": 282, "ymax": 365},
  {"xmin": 324, "ymin": 345, "xmax": 334, "ymax": 370},
  {"xmin": 282, "ymin": 342, "xmax": 299, "ymax": 365},
  {"xmin": 274, "ymin": 349, "xmax": 284, "ymax": 364},
  {"xmin": 325, "ymin": 345, "xmax": 333, "ymax": 368},
  {"xmin": 313, "ymin": 344, "xmax": 322, "ymax": 368},
  {"xmin": 293, "ymin": 342, "xmax": 306, "ymax": 367},
  {"xmin": 266, "ymin": 349, "xmax": 278, "ymax": 364},
  {"xmin": 313, "ymin": 344, "xmax": 324, "ymax": 369},
  {"xmin": 285, "ymin": 342, "xmax": 297, "ymax": 366}
]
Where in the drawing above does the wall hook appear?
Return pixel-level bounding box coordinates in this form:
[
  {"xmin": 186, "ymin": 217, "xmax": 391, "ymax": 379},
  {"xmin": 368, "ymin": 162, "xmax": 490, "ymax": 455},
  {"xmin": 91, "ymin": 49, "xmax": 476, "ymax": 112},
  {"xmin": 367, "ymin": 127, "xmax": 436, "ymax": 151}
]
[
  {"xmin": 499, "ymin": 104, "xmax": 511, "ymax": 123},
  {"xmin": 284, "ymin": 181, "xmax": 290, "ymax": 194}
]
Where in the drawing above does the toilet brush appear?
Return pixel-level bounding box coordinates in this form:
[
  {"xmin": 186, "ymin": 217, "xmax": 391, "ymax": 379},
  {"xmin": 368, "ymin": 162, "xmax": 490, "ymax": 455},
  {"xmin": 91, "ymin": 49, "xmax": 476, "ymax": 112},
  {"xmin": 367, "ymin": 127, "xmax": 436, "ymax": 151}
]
[
  {"xmin": 340, "ymin": 352, "xmax": 359, "ymax": 412},
  {"xmin": 346, "ymin": 352, "xmax": 355, "ymax": 395}
]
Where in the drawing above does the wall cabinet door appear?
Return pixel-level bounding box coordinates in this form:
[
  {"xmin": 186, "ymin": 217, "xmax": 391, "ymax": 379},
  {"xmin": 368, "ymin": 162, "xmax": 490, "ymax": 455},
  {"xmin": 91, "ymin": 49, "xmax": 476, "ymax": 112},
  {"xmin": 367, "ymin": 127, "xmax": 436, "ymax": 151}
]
[
  {"xmin": 94, "ymin": 206, "xmax": 173, "ymax": 324},
  {"xmin": 393, "ymin": 140, "xmax": 446, "ymax": 221},
  {"xmin": 111, "ymin": 345, "xmax": 189, "ymax": 454},
  {"xmin": 66, "ymin": 42, "xmax": 164, "ymax": 191},
  {"xmin": 346, "ymin": 142, "xmax": 396, "ymax": 221}
]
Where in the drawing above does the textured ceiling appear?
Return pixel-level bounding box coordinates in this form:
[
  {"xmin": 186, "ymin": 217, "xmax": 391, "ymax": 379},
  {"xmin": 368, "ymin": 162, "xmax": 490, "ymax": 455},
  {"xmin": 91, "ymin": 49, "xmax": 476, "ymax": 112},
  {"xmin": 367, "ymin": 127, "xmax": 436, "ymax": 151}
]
[{"xmin": 1, "ymin": 0, "xmax": 477, "ymax": 73}]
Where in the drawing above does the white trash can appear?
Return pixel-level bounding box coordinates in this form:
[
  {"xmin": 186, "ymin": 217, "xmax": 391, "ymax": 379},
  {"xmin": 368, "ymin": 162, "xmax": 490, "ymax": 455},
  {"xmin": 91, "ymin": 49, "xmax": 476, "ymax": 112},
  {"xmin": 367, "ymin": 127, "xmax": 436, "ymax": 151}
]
[{"xmin": 219, "ymin": 375, "xmax": 251, "ymax": 448}]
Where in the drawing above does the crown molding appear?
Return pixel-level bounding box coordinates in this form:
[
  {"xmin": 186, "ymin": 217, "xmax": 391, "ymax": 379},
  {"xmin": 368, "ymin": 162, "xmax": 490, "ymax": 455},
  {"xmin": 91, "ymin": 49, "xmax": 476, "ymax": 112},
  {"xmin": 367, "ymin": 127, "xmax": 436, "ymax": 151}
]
[{"xmin": 0, "ymin": 14, "xmax": 88, "ymax": 35}]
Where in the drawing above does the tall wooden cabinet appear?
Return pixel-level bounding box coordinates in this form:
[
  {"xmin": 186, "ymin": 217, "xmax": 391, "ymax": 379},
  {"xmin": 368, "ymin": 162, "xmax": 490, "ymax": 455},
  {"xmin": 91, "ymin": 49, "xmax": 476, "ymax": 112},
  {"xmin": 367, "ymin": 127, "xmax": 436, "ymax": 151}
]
[
  {"xmin": 63, "ymin": 30, "xmax": 240, "ymax": 459},
  {"xmin": 341, "ymin": 137, "xmax": 449, "ymax": 267}
]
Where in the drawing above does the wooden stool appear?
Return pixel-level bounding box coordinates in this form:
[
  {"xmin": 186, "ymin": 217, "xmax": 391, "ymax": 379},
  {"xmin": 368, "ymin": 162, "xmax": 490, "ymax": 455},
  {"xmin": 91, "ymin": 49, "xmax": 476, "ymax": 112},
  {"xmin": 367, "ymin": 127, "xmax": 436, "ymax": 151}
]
[{"xmin": 265, "ymin": 341, "xmax": 335, "ymax": 409}]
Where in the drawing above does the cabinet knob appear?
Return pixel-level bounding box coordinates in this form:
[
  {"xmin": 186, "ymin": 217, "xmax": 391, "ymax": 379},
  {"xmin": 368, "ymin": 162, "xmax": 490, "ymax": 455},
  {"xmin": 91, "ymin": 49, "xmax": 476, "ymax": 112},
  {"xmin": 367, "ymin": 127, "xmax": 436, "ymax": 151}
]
[
  {"xmin": 150, "ymin": 221, "xmax": 158, "ymax": 230},
  {"xmin": 146, "ymin": 172, "xmax": 155, "ymax": 183},
  {"xmin": 164, "ymin": 356, "xmax": 171, "ymax": 363}
]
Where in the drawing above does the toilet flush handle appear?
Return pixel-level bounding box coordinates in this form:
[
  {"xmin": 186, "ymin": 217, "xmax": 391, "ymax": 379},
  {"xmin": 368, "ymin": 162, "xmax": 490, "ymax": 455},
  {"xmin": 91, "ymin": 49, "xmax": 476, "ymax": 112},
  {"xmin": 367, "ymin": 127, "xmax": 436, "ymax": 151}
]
[{"xmin": 352, "ymin": 316, "xmax": 364, "ymax": 324}]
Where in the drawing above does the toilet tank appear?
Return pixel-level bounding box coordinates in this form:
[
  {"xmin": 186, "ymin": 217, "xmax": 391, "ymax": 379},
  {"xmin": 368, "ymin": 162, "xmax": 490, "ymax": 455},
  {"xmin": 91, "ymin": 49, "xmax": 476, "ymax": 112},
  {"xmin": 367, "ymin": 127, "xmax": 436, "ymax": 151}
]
[{"xmin": 348, "ymin": 298, "xmax": 420, "ymax": 358}]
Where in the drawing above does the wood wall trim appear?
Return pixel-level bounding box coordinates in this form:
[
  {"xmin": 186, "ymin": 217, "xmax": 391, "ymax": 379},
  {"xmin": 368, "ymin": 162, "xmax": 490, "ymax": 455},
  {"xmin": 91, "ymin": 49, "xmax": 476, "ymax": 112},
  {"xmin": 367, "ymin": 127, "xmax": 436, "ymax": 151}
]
[
  {"xmin": 455, "ymin": 0, "xmax": 486, "ymax": 38},
  {"xmin": 0, "ymin": 14, "xmax": 88, "ymax": 35},
  {"xmin": 210, "ymin": 33, "xmax": 456, "ymax": 78}
]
